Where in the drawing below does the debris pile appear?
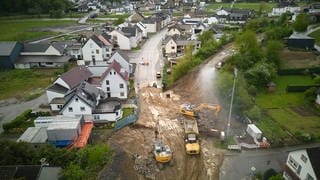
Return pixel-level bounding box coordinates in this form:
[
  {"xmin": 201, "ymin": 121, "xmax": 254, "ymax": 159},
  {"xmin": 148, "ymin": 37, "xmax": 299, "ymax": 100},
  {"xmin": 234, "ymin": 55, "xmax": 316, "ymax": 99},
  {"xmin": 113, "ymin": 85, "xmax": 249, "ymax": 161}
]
[{"xmin": 133, "ymin": 154, "xmax": 158, "ymax": 179}]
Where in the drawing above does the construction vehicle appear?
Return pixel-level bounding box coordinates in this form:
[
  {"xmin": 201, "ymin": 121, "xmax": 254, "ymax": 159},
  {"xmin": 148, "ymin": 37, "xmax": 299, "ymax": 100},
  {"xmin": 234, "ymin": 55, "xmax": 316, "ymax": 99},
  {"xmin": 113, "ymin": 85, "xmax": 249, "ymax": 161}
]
[
  {"xmin": 152, "ymin": 121, "xmax": 173, "ymax": 163},
  {"xmin": 180, "ymin": 103, "xmax": 221, "ymax": 117},
  {"xmin": 184, "ymin": 119, "xmax": 200, "ymax": 155}
]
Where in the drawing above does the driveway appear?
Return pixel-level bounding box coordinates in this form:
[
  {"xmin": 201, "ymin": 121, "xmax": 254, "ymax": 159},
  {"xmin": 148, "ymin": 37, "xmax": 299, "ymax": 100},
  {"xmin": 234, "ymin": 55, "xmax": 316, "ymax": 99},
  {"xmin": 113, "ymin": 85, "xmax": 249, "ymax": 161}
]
[
  {"xmin": 0, "ymin": 94, "xmax": 47, "ymax": 133},
  {"xmin": 127, "ymin": 29, "xmax": 167, "ymax": 91}
]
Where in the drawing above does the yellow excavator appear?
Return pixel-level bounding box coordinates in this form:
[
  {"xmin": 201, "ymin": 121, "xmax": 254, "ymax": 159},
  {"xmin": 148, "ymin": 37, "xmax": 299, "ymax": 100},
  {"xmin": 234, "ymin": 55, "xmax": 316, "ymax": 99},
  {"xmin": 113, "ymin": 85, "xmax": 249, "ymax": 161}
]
[
  {"xmin": 180, "ymin": 103, "xmax": 221, "ymax": 117},
  {"xmin": 153, "ymin": 121, "xmax": 173, "ymax": 164}
]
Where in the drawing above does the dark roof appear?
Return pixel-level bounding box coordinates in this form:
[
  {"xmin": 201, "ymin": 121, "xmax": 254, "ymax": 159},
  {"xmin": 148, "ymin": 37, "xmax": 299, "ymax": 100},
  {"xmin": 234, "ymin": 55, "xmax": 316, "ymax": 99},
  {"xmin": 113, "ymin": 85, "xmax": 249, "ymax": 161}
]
[
  {"xmin": 142, "ymin": 17, "xmax": 157, "ymax": 24},
  {"xmin": 59, "ymin": 66, "xmax": 93, "ymax": 89},
  {"xmin": 16, "ymin": 55, "xmax": 69, "ymax": 64},
  {"xmin": 47, "ymin": 83, "xmax": 69, "ymax": 94},
  {"xmin": 0, "ymin": 41, "xmax": 19, "ymax": 56},
  {"xmin": 289, "ymin": 33, "xmax": 314, "ymax": 40},
  {"xmin": 23, "ymin": 43, "xmax": 51, "ymax": 53},
  {"xmin": 64, "ymin": 82, "xmax": 105, "ymax": 110},
  {"xmin": 306, "ymin": 147, "xmax": 320, "ymax": 179},
  {"xmin": 49, "ymin": 97, "xmax": 65, "ymax": 104},
  {"xmin": 100, "ymin": 61, "xmax": 129, "ymax": 82},
  {"xmin": 93, "ymin": 99, "xmax": 121, "ymax": 113},
  {"xmin": 121, "ymin": 27, "xmax": 137, "ymax": 37},
  {"xmin": 0, "ymin": 165, "xmax": 41, "ymax": 180},
  {"xmin": 90, "ymin": 35, "xmax": 105, "ymax": 48},
  {"xmin": 114, "ymin": 51, "xmax": 130, "ymax": 62}
]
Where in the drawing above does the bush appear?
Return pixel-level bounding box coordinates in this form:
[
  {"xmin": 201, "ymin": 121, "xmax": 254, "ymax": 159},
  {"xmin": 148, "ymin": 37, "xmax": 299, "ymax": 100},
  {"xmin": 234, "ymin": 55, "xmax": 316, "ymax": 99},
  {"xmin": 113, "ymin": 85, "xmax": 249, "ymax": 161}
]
[
  {"xmin": 263, "ymin": 168, "xmax": 277, "ymax": 180},
  {"xmin": 245, "ymin": 105, "xmax": 262, "ymax": 121},
  {"xmin": 2, "ymin": 109, "xmax": 32, "ymax": 132}
]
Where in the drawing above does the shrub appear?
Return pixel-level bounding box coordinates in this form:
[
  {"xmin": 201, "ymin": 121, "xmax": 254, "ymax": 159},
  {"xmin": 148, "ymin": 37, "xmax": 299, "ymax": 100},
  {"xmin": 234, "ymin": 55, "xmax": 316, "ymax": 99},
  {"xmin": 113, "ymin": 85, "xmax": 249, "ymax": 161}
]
[
  {"xmin": 263, "ymin": 168, "xmax": 277, "ymax": 180},
  {"xmin": 245, "ymin": 105, "xmax": 262, "ymax": 121},
  {"xmin": 2, "ymin": 109, "xmax": 32, "ymax": 132}
]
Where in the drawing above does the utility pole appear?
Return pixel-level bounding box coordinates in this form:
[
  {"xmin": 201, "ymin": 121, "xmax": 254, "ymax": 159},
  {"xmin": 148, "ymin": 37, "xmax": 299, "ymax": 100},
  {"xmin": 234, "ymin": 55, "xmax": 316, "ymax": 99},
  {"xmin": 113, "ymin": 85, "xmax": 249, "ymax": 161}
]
[{"xmin": 226, "ymin": 67, "xmax": 237, "ymax": 136}]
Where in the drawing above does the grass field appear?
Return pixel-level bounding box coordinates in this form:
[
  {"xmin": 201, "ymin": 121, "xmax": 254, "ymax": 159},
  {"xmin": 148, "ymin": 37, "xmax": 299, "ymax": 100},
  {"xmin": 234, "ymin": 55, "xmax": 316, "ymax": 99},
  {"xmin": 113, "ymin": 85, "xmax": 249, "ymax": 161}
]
[
  {"xmin": 0, "ymin": 19, "xmax": 75, "ymax": 41},
  {"xmin": 98, "ymin": 13, "xmax": 130, "ymax": 19},
  {"xmin": 0, "ymin": 69, "xmax": 61, "ymax": 100},
  {"xmin": 206, "ymin": 2, "xmax": 276, "ymax": 12},
  {"xmin": 309, "ymin": 28, "xmax": 320, "ymax": 46},
  {"xmin": 255, "ymin": 75, "xmax": 320, "ymax": 144}
]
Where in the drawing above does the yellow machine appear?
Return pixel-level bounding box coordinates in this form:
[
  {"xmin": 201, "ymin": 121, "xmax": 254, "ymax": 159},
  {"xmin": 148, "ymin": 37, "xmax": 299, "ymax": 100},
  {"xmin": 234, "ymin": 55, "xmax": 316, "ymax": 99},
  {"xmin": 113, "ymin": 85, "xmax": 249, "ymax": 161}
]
[
  {"xmin": 180, "ymin": 103, "xmax": 221, "ymax": 117},
  {"xmin": 153, "ymin": 121, "xmax": 173, "ymax": 163},
  {"xmin": 184, "ymin": 119, "xmax": 200, "ymax": 155}
]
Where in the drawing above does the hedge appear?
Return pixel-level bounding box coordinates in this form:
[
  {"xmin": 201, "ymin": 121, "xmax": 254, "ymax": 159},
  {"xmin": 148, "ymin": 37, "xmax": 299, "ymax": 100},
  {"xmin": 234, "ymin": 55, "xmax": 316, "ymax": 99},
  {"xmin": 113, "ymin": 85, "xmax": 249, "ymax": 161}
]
[
  {"xmin": 278, "ymin": 67, "xmax": 320, "ymax": 75},
  {"xmin": 2, "ymin": 109, "xmax": 32, "ymax": 132},
  {"xmin": 286, "ymin": 85, "xmax": 320, "ymax": 92}
]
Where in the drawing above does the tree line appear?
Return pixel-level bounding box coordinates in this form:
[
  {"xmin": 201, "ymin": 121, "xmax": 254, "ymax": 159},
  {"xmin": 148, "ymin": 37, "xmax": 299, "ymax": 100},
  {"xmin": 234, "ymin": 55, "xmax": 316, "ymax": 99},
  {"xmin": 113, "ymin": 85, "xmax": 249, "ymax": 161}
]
[{"xmin": 0, "ymin": 0, "xmax": 73, "ymax": 18}]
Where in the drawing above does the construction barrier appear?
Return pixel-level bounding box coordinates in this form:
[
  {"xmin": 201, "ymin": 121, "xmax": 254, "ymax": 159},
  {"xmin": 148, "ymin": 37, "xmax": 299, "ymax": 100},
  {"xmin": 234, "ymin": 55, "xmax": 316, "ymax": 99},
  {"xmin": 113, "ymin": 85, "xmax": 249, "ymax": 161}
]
[{"xmin": 114, "ymin": 96, "xmax": 140, "ymax": 131}]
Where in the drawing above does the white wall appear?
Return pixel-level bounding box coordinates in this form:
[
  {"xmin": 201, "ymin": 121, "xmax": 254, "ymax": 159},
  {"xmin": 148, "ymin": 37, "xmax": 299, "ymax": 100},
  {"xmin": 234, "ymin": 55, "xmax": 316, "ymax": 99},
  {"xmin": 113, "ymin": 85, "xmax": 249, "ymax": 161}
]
[
  {"xmin": 129, "ymin": 36, "xmax": 138, "ymax": 48},
  {"xmin": 14, "ymin": 63, "xmax": 31, "ymax": 69},
  {"xmin": 45, "ymin": 45, "xmax": 62, "ymax": 56},
  {"xmin": 284, "ymin": 150, "xmax": 317, "ymax": 180},
  {"xmin": 93, "ymin": 109, "xmax": 122, "ymax": 122},
  {"xmin": 46, "ymin": 90, "xmax": 65, "ymax": 103},
  {"xmin": 61, "ymin": 97, "xmax": 92, "ymax": 115},
  {"xmin": 110, "ymin": 31, "xmax": 131, "ymax": 50},
  {"xmin": 167, "ymin": 28, "xmax": 181, "ymax": 36},
  {"xmin": 50, "ymin": 103, "xmax": 63, "ymax": 111},
  {"xmin": 82, "ymin": 38, "xmax": 104, "ymax": 62},
  {"xmin": 54, "ymin": 78, "xmax": 70, "ymax": 90},
  {"xmin": 145, "ymin": 23, "xmax": 157, "ymax": 33},
  {"xmin": 165, "ymin": 39, "xmax": 177, "ymax": 54},
  {"xmin": 100, "ymin": 69, "xmax": 128, "ymax": 99},
  {"xmin": 109, "ymin": 52, "xmax": 131, "ymax": 74}
]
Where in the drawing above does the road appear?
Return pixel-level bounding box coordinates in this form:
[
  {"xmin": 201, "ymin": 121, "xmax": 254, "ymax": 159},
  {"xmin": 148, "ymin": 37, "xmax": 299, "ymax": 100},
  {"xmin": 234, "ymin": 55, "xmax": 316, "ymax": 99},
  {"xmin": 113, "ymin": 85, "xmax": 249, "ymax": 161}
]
[
  {"xmin": 0, "ymin": 94, "xmax": 47, "ymax": 133},
  {"xmin": 127, "ymin": 29, "xmax": 167, "ymax": 91}
]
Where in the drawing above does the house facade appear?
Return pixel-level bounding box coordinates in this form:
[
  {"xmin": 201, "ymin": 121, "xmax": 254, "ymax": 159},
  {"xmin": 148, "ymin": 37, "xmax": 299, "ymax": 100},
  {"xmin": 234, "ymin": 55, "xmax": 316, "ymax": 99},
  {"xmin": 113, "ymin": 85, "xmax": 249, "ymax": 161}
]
[
  {"xmin": 82, "ymin": 34, "xmax": 113, "ymax": 65},
  {"xmin": 283, "ymin": 147, "xmax": 320, "ymax": 180},
  {"xmin": 163, "ymin": 35, "xmax": 201, "ymax": 56},
  {"xmin": 100, "ymin": 61, "xmax": 129, "ymax": 99},
  {"xmin": 108, "ymin": 51, "xmax": 133, "ymax": 74}
]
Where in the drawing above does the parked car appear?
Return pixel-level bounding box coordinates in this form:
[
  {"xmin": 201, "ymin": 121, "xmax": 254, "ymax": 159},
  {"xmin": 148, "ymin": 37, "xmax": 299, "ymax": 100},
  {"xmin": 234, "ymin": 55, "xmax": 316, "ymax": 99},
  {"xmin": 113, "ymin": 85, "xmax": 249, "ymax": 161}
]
[
  {"xmin": 156, "ymin": 71, "xmax": 161, "ymax": 78},
  {"xmin": 215, "ymin": 61, "xmax": 224, "ymax": 70}
]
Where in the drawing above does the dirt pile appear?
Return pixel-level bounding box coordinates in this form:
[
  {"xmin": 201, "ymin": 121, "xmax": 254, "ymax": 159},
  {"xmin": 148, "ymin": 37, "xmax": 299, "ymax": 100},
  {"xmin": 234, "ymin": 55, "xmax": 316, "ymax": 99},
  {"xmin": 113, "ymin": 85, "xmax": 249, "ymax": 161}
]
[{"xmin": 133, "ymin": 154, "xmax": 158, "ymax": 179}]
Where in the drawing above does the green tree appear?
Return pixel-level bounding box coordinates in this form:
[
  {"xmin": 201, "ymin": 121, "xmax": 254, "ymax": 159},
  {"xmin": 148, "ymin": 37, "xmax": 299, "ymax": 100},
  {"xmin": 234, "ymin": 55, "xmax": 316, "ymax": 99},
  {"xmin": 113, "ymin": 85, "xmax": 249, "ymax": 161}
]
[
  {"xmin": 198, "ymin": 31, "xmax": 215, "ymax": 46},
  {"xmin": 62, "ymin": 163, "xmax": 85, "ymax": 180},
  {"xmin": 293, "ymin": 13, "xmax": 309, "ymax": 32},
  {"xmin": 245, "ymin": 60, "xmax": 277, "ymax": 87},
  {"xmin": 265, "ymin": 40, "xmax": 283, "ymax": 68}
]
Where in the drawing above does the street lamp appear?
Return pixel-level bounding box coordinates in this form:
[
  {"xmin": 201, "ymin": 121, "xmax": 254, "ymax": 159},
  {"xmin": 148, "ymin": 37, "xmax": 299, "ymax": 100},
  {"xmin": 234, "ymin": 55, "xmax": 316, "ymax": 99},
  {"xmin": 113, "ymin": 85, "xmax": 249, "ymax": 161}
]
[{"xmin": 226, "ymin": 67, "xmax": 237, "ymax": 137}]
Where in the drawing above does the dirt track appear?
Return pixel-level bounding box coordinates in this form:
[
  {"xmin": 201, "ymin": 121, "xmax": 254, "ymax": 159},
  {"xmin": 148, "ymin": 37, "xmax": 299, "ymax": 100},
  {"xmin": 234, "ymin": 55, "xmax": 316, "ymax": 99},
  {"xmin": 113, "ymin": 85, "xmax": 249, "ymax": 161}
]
[{"xmin": 103, "ymin": 45, "xmax": 235, "ymax": 180}]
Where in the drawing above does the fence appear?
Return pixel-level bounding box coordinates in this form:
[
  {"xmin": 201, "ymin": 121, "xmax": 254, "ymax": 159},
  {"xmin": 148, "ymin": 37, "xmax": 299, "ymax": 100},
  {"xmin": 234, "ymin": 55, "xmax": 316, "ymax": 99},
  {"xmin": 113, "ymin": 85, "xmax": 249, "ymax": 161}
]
[
  {"xmin": 114, "ymin": 96, "xmax": 140, "ymax": 131},
  {"xmin": 278, "ymin": 67, "xmax": 320, "ymax": 75}
]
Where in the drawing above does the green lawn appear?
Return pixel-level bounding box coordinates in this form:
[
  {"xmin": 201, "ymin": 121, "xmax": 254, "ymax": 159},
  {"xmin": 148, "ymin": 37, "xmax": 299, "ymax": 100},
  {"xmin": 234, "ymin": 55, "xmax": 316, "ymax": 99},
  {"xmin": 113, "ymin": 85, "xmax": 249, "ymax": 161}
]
[
  {"xmin": 255, "ymin": 75, "xmax": 320, "ymax": 144},
  {"xmin": 309, "ymin": 28, "xmax": 320, "ymax": 46},
  {"xmin": 206, "ymin": 2, "xmax": 276, "ymax": 12},
  {"xmin": 0, "ymin": 19, "xmax": 75, "ymax": 41},
  {"xmin": 98, "ymin": 13, "xmax": 130, "ymax": 19},
  {"xmin": 0, "ymin": 69, "xmax": 60, "ymax": 100},
  {"xmin": 256, "ymin": 75, "xmax": 314, "ymax": 108},
  {"xmin": 268, "ymin": 108, "xmax": 320, "ymax": 137}
]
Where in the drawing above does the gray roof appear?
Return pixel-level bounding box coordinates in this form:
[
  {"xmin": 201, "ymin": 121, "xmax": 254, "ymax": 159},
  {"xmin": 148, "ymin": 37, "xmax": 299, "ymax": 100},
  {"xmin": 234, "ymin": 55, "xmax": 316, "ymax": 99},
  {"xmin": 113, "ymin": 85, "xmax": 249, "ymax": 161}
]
[
  {"xmin": 38, "ymin": 167, "xmax": 62, "ymax": 180},
  {"xmin": 16, "ymin": 55, "xmax": 69, "ymax": 64},
  {"xmin": 49, "ymin": 97, "xmax": 65, "ymax": 104},
  {"xmin": 23, "ymin": 43, "xmax": 51, "ymax": 53},
  {"xmin": 0, "ymin": 41, "xmax": 19, "ymax": 56},
  {"xmin": 115, "ymin": 50, "xmax": 130, "ymax": 62},
  {"xmin": 121, "ymin": 27, "xmax": 137, "ymax": 37},
  {"xmin": 59, "ymin": 66, "xmax": 92, "ymax": 89},
  {"xmin": 289, "ymin": 33, "xmax": 314, "ymax": 40},
  {"xmin": 93, "ymin": 99, "xmax": 121, "ymax": 113},
  {"xmin": 142, "ymin": 17, "xmax": 157, "ymax": 24},
  {"xmin": 176, "ymin": 40, "xmax": 200, "ymax": 46},
  {"xmin": 47, "ymin": 84, "xmax": 69, "ymax": 94},
  {"xmin": 17, "ymin": 127, "xmax": 47, "ymax": 144}
]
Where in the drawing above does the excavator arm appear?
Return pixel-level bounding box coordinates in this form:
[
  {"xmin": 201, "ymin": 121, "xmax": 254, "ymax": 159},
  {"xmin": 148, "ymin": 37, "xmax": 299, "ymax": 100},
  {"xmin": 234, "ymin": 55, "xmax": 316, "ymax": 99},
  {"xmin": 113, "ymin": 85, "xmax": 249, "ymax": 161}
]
[{"xmin": 194, "ymin": 103, "xmax": 221, "ymax": 116}]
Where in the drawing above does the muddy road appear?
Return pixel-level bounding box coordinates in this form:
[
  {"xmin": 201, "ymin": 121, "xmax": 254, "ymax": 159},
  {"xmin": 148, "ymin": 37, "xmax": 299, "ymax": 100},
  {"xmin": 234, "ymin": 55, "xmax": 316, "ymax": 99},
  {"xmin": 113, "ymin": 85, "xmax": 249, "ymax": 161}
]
[{"xmin": 104, "ymin": 44, "xmax": 243, "ymax": 180}]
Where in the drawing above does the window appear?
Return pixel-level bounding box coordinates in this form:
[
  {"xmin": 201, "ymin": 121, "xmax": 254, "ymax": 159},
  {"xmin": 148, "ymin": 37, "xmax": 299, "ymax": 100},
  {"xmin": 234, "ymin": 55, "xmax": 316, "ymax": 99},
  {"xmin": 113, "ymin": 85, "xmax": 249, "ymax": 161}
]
[
  {"xmin": 93, "ymin": 115, "xmax": 100, "ymax": 120},
  {"xmin": 75, "ymin": 98, "xmax": 78, "ymax": 102},
  {"xmin": 300, "ymin": 154, "xmax": 307, "ymax": 163},
  {"xmin": 57, "ymin": 105, "xmax": 62, "ymax": 109},
  {"xmin": 96, "ymin": 49, "xmax": 99, "ymax": 54},
  {"xmin": 45, "ymin": 62, "xmax": 53, "ymax": 65},
  {"xmin": 80, "ymin": 107, "xmax": 85, "ymax": 111},
  {"xmin": 306, "ymin": 174, "xmax": 314, "ymax": 180},
  {"xmin": 106, "ymin": 80, "xmax": 109, "ymax": 85},
  {"xmin": 289, "ymin": 156, "xmax": 301, "ymax": 173},
  {"xmin": 107, "ymin": 87, "xmax": 110, "ymax": 91},
  {"xmin": 171, "ymin": 46, "xmax": 175, "ymax": 49},
  {"xmin": 120, "ymin": 92, "xmax": 124, "ymax": 96},
  {"xmin": 68, "ymin": 107, "xmax": 73, "ymax": 112},
  {"xmin": 91, "ymin": 50, "xmax": 94, "ymax": 54},
  {"xmin": 110, "ymin": 72, "xmax": 112, "ymax": 75},
  {"xmin": 120, "ymin": 83, "xmax": 124, "ymax": 88},
  {"xmin": 116, "ymin": 111, "xmax": 119, "ymax": 116},
  {"xmin": 92, "ymin": 55, "xmax": 95, "ymax": 60},
  {"xmin": 114, "ymin": 71, "xmax": 116, "ymax": 75}
]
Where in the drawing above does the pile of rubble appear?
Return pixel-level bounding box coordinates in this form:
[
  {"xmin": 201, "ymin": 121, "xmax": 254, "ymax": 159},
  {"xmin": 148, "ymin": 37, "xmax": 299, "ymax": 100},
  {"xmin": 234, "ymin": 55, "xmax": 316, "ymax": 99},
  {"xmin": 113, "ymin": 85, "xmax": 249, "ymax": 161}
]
[{"xmin": 133, "ymin": 154, "xmax": 158, "ymax": 179}]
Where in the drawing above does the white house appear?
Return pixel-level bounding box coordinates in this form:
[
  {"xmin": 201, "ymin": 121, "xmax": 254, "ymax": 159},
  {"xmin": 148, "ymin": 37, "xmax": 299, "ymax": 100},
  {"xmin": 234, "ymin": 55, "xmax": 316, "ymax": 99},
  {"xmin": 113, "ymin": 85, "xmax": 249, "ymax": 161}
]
[
  {"xmin": 110, "ymin": 30, "xmax": 131, "ymax": 50},
  {"xmin": 100, "ymin": 61, "xmax": 129, "ymax": 99},
  {"xmin": 142, "ymin": 18, "xmax": 158, "ymax": 33},
  {"xmin": 167, "ymin": 25, "xmax": 182, "ymax": 36},
  {"xmin": 163, "ymin": 35, "xmax": 201, "ymax": 56},
  {"xmin": 110, "ymin": 26, "xmax": 142, "ymax": 50},
  {"xmin": 108, "ymin": 51, "xmax": 133, "ymax": 74},
  {"xmin": 46, "ymin": 66, "xmax": 92, "ymax": 108},
  {"xmin": 269, "ymin": 6, "xmax": 301, "ymax": 17},
  {"xmin": 316, "ymin": 89, "xmax": 320, "ymax": 105},
  {"xmin": 191, "ymin": 22, "xmax": 209, "ymax": 40},
  {"xmin": 82, "ymin": 34, "xmax": 113, "ymax": 65},
  {"xmin": 283, "ymin": 147, "xmax": 320, "ymax": 180},
  {"xmin": 60, "ymin": 82, "xmax": 122, "ymax": 122},
  {"xmin": 136, "ymin": 22, "xmax": 148, "ymax": 38}
]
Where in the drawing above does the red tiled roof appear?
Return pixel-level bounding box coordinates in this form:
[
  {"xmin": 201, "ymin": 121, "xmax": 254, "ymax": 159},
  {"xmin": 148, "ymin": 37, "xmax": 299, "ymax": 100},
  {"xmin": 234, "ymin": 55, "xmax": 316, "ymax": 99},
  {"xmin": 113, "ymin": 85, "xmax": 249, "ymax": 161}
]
[
  {"xmin": 100, "ymin": 61, "xmax": 129, "ymax": 82},
  {"xmin": 59, "ymin": 66, "xmax": 92, "ymax": 89},
  {"xmin": 88, "ymin": 76, "xmax": 101, "ymax": 86}
]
